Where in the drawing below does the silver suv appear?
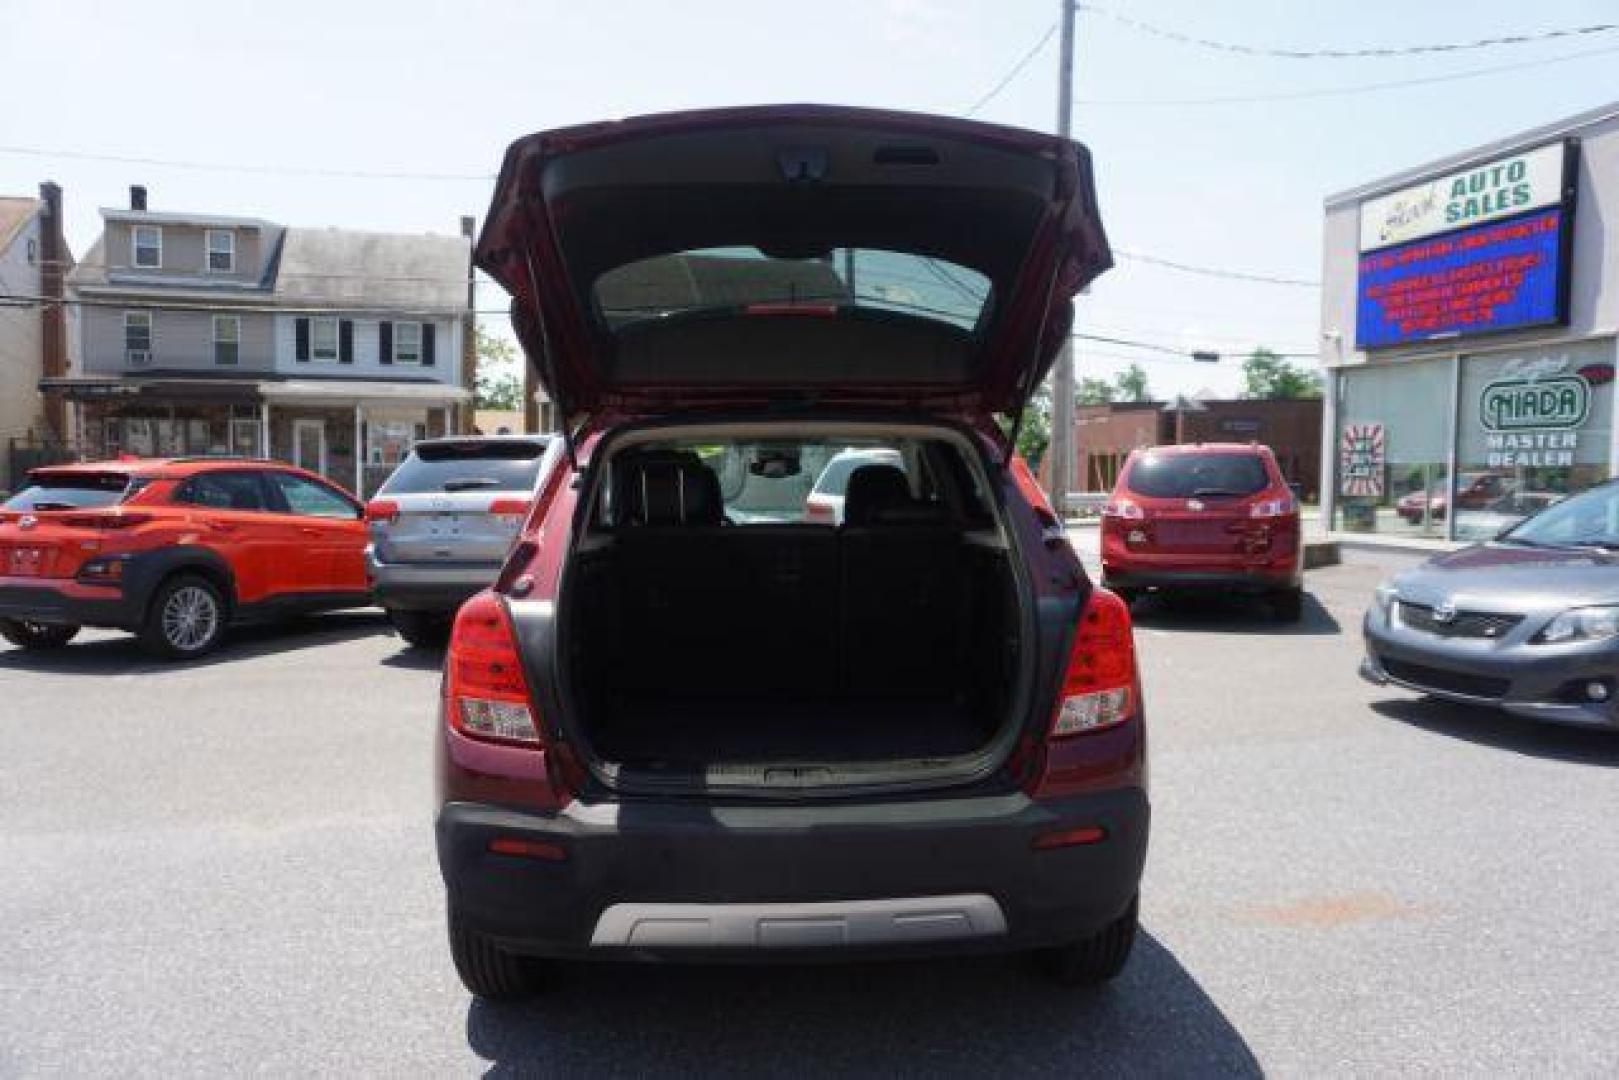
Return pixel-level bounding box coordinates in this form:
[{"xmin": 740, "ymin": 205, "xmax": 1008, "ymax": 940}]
[{"xmin": 365, "ymin": 435, "xmax": 557, "ymax": 645}]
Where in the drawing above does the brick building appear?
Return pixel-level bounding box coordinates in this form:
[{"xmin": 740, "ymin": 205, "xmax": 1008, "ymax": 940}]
[{"xmin": 1044, "ymin": 396, "xmax": 1323, "ymax": 499}]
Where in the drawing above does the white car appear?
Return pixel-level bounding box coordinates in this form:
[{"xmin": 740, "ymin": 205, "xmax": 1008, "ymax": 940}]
[{"xmin": 802, "ymin": 448, "xmax": 904, "ymax": 525}]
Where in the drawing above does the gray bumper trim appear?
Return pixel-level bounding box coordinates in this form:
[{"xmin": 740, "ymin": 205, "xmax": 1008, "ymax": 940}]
[{"xmin": 589, "ymin": 894, "xmax": 1008, "ymax": 949}]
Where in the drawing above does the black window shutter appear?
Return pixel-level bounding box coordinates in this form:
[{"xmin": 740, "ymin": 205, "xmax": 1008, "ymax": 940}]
[
  {"xmin": 339, "ymin": 320, "xmax": 354, "ymax": 363},
  {"xmin": 422, "ymin": 323, "xmax": 437, "ymax": 366},
  {"xmin": 379, "ymin": 321, "xmax": 393, "ymax": 365},
  {"xmin": 295, "ymin": 318, "xmax": 309, "ymax": 362}
]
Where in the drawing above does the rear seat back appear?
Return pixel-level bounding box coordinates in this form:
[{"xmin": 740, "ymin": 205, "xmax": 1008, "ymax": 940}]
[
  {"xmin": 604, "ymin": 454, "xmax": 968, "ymax": 703},
  {"xmin": 839, "ymin": 465, "xmax": 969, "ymax": 696}
]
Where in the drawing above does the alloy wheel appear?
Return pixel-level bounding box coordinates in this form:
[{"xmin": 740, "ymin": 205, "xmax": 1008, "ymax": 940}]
[{"xmin": 161, "ymin": 586, "xmax": 220, "ymax": 652}]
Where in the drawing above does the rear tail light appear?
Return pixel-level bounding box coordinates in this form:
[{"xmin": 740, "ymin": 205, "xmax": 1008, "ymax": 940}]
[
  {"xmin": 365, "ymin": 499, "xmax": 399, "ymax": 524},
  {"xmin": 445, "ymin": 592, "xmax": 541, "ymax": 747},
  {"xmin": 59, "ymin": 511, "xmax": 152, "ymax": 530},
  {"xmin": 489, "ymin": 497, "xmax": 530, "ymax": 525},
  {"xmin": 1052, "ymin": 587, "xmax": 1138, "ymax": 736},
  {"xmin": 1250, "ymin": 495, "xmax": 1297, "ymax": 519},
  {"xmin": 1101, "ymin": 500, "xmax": 1144, "ymax": 521}
]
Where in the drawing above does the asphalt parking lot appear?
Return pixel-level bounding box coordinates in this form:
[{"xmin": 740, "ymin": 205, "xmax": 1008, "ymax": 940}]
[{"xmin": 3, "ymin": 542, "xmax": 1618, "ymax": 1077}]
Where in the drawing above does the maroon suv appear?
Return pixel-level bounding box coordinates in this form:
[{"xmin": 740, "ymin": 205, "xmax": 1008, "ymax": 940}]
[
  {"xmin": 435, "ymin": 106, "xmax": 1148, "ymax": 998},
  {"xmin": 1100, "ymin": 443, "xmax": 1304, "ymax": 620}
]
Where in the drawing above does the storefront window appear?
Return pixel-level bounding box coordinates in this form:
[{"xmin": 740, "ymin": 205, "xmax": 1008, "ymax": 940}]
[
  {"xmin": 1452, "ymin": 340, "xmax": 1614, "ymax": 542},
  {"xmin": 1336, "ymin": 358, "xmax": 1453, "ymax": 536}
]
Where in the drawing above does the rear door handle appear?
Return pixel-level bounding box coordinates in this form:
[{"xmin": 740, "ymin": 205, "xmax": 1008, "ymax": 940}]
[
  {"xmin": 207, "ymin": 521, "xmax": 237, "ymax": 533},
  {"xmin": 299, "ymin": 526, "xmax": 322, "ymax": 537}
]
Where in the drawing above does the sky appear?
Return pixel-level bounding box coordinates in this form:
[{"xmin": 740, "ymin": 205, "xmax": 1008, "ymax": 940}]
[{"xmin": 3, "ymin": 0, "xmax": 1618, "ymax": 399}]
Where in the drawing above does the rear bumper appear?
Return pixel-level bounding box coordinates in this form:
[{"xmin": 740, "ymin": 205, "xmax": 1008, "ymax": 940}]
[
  {"xmin": 366, "ymin": 550, "xmax": 498, "ymax": 613},
  {"xmin": 1101, "ymin": 567, "xmax": 1299, "ymax": 592},
  {"xmin": 437, "ymin": 786, "xmax": 1149, "ymax": 960},
  {"xmin": 1362, "ymin": 615, "xmax": 1619, "ymax": 730},
  {"xmin": 0, "ymin": 577, "xmax": 138, "ymax": 630}
]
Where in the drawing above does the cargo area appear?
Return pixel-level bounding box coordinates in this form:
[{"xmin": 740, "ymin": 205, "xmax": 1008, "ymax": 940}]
[{"xmin": 558, "ymin": 425, "xmax": 1029, "ymax": 788}]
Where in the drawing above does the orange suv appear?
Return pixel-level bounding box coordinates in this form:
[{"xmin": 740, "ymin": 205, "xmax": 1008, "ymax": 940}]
[{"xmin": 0, "ymin": 458, "xmax": 370, "ymax": 659}]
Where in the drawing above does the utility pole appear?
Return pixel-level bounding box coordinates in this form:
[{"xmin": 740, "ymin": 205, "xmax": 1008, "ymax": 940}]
[{"xmin": 1048, "ymin": 0, "xmax": 1078, "ymax": 517}]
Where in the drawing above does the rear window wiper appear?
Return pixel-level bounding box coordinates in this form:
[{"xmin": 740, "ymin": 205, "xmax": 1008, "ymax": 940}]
[
  {"xmin": 1189, "ymin": 487, "xmax": 1248, "ymax": 498},
  {"xmin": 442, "ymin": 478, "xmax": 501, "ymax": 492}
]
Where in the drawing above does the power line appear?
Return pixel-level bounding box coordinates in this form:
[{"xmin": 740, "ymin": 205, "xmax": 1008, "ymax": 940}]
[
  {"xmin": 0, "ymin": 144, "xmax": 493, "ymax": 182},
  {"xmin": 1078, "ymin": 40, "xmax": 1619, "ymax": 107},
  {"xmin": 963, "ymin": 21, "xmax": 1058, "ymax": 116},
  {"xmin": 1080, "ymin": 3, "xmax": 1617, "ymax": 60},
  {"xmin": 1114, "ymin": 249, "xmax": 1319, "ymax": 287}
]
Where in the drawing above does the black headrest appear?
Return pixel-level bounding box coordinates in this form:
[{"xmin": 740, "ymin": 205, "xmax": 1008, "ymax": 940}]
[
  {"xmin": 843, "ymin": 464, "xmax": 911, "ymax": 527},
  {"xmin": 621, "ymin": 451, "xmax": 722, "ymax": 527}
]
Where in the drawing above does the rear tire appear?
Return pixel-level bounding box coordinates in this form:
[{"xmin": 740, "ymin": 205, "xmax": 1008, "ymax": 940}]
[
  {"xmin": 388, "ymin": 608, "xmax": 451, "ymax": 648},
  {"xmin": 0, "ymin": 619, "xmax": 80, "ymax": 650},
  {"xmin": 448, "ymin": 906, "xmax": 543, "ymax": 1001},
  {"xmin": 1271, "ymin": 586, "xmax": 1305, "ymax": 623},
  {"xmin": 139, "ymin": 574, "xmax": 227, "ymax": 660},
  {"xmin": 1036, "ymin": 894, "xmax": 1139, "ymax": 986}
]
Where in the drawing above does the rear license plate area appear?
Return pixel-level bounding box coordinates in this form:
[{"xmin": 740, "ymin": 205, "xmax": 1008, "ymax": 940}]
[{"xmin": 5, "ymin": 546, "xmax": 50, "ymax": 576}]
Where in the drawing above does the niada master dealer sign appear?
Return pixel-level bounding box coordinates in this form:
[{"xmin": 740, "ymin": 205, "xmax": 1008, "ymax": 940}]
[
  {"xmin": 1477, "ymin": 354, "xmax": 1609, "ymax": 469},
  {"xmin": 1354, "ymin": 141, "xmax": 1576, "ymax": 349}
]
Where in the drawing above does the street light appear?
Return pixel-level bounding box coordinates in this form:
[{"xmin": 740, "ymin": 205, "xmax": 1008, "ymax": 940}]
[{"xmin": 1190, "ymin": 349, "xmax": 1221, "ymax": 363}]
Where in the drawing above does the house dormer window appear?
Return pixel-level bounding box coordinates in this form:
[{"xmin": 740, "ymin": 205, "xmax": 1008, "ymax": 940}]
[
  {"xmin": 207, "ymin": 229, "xmax": 235, "ymax": 273},
  {"xmin": 132, "ymin": 225, "xmax": 162, "ymax": 268}
]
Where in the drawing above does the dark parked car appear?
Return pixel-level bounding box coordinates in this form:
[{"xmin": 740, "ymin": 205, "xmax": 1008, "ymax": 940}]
[
  {"xmin": 434, "ymin": 105, "xmax": 1148, "ymax": 1000},
  {"xmin": 1099, "ymin": 443, "xmax": 1304, "ymax": 620},
  {"xmin": 1363, "ymin": 479, "xmax": 1619, "ymax": 730}
]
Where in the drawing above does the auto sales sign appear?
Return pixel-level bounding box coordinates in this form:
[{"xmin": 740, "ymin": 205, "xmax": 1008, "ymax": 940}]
[{"xmin": 1354, "ymin": 141, "xmax": 1576, "ymax": 349}]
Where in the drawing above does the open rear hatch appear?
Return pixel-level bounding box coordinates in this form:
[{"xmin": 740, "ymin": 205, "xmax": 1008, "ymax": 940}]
[{"xmin": 475, "ymin": 105, "xmax": 1112, "ymax": 431}]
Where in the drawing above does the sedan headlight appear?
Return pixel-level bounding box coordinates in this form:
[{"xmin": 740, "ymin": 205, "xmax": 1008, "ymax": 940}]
[
  {"xmin": 1539, "ymin": 606, "xmax": 1619, "ymax": 644},
  {"xmin": 1373, "ymin": 581, "xmax": 1399, "ymax": 615}
]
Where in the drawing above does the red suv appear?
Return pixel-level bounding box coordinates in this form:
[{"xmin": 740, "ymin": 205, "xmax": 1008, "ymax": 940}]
[
  {"xmin": 0, "ymin": 458, "xmax": 370, "ymax": 658},
  {"xmin": 435, "ymin": 106, "xmax": 1148, "ymax": 999},
  {"xmin": 1100, "ymin": 443, "xmax": 1304, "ymax": 620}
]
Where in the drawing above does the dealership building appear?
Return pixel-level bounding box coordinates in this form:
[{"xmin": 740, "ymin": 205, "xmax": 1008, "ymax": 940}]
[{"xmin": 1319, "ymin": 101, "xmax": 1619, "ymax": 541}]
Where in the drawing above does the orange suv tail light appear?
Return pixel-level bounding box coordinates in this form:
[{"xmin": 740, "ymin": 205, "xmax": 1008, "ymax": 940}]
[
  {"xmin": 445, "ymin": 592, "xmax": 541, "ymax": 746},
  {"xmin": 1052, "ymin": 587, "xmax": 1138, "ymax": 736}
]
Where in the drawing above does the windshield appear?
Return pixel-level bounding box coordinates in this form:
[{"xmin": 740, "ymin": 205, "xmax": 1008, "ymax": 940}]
[
  {"xmin": 3, "ymin": 473, "xmax": 141, "ymax": 511},
  {"xmin": 1124, "ymin": 453, "xmax": 1270, "ymax": 499},
  {"xmin": 379, "ymin": 441, "xmax": 549, "ymax": 495},
  {"xmin": 593, "ymin": 247, "xmax": 991, "ymax": 331},
  {"xmin": 1501, "ymin": 483, "xmax": 1619, "ymax": 548}
]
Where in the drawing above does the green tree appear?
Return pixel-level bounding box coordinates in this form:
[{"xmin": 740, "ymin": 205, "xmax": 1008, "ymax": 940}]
[
  {"xmin": 1114, "ymin": 363, "xmax": 1151, "ymax": 402},
  {"xmin": 1242, "ymin": 347, "xmax": 1322, "ymax": 399},
  {"xmin": 474, "ymin": 325, "xmax": 524, "ymax": 410},
  {"xmin": 1076, "ymin": 377, "xmax": 1116, "ymax": 405},
  {"xmin": 1014, "ymin": 380, "xmax": 1052, "ymax": 467}
]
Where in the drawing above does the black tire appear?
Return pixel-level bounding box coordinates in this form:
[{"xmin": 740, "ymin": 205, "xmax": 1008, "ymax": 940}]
[
  {"xmin": 1110, "ymin": 586, "xmax": 1141, "ymax": 607},
  {"xmin": 1035, "ymin": 894, "xmax": 1139, "ymax": 986},
  {"xmin": 1271, "ymin": 586, "xmax": 1305, "ymax": 623},
  {"xmin": 0, "ymin": 618, "xmax": 80, "ymax": 650},
  {"xmin": 138, "ymin": 574, "xmax": 227, "ymax": 660},
  {"xmin": 388, "ymin": 608, "xmax": 451, "ymax": 648},
  {"xmin": 448, "ymin": 906, "xmax": 542, "ymax": 1001}
]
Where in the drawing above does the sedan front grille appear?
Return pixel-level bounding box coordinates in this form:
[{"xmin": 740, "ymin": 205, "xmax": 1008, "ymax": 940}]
[
  {"xmin": 1381, "ymin": 657, "xmax": 1510, "ymax": 700},
  {"xmin": 1397, "ymin": 602, "xmax": 1523, "ymax": 640}
]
